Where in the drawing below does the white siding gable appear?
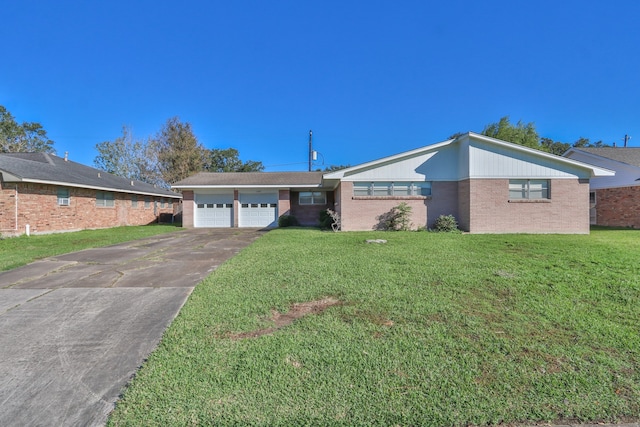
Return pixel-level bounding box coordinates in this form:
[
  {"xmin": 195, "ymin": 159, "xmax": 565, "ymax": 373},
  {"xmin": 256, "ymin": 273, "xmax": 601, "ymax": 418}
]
[
  {"xmin": 340, "ymin": 144, "xmax": 459, "ymax": 181},
  {"xmin": 468, "ymin": 138, "xmax": 591, "ymax": 179}
]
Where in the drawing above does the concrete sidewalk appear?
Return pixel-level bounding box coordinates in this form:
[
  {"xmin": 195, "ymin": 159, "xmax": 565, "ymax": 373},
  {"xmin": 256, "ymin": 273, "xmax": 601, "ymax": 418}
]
[{"xmin": 0, "ymin": 228, "xmax": 264, "ymax": 427}]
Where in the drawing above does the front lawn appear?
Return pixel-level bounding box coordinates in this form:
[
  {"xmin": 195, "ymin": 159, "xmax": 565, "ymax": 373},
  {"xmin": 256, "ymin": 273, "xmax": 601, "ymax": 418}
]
[
  {"xmin": 108, "ymin": 229, "xmax": 640, "ymax": 426},
  {"xmin": 0, "ymin": 225, "xmax": 181, "ymax": 271}
]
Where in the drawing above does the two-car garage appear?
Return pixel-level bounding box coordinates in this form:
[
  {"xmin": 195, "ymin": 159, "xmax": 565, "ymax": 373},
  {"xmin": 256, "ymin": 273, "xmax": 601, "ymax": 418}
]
[{"xmin": 194, "ymin": 192, "xmax": 278, "ymax": 228}]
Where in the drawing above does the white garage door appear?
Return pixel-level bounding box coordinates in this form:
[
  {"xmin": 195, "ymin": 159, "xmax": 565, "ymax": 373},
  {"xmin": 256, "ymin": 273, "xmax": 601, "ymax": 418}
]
[
  {"xmin": 239, "ymin": 193, "xmax": 278, "ymax": 228},
  {"xmin": 194, "ymin": 193, "xmax": 233, "ymax": 228}
]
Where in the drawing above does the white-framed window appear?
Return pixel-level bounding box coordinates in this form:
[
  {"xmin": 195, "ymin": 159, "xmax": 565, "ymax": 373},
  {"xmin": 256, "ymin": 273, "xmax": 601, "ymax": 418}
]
[
  {"xmin": 353, "ymin": 181, "xmax": 431, "ymax": 197},
  {"xmin": 144, "ymin": 196, "xmax": 151, "ymax": 208},
  {"xmin": 509, "ymin": 179, "xmax": 550, "ymax": 200},
  {"xmin": 131, "ymin": 195, "xmax": 138, "ymax": 208},
  {"xmin": 57, "ymin": 187, "xmax": 70, "ymax": 206},
  {"xmin": 299, "ymin": 191, "xmax": 326, "ymax": 205},
  {"xmin": 96, "ymin": 191, "xmax": 115, "ymax": 207}
]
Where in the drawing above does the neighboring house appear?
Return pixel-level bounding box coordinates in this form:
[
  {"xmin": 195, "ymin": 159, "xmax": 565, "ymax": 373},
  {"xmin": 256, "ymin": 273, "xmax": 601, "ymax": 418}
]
[
  {"xmin": 563, "ymin": 147, "xmax": 640, "ymax": 227},
  {"xmin": 172, "ymin": 132, "xmax": 613, "ymax": 233},
  {"xmin": 0, "ymin": 152, "xmax": 181, "ymax": 235}
]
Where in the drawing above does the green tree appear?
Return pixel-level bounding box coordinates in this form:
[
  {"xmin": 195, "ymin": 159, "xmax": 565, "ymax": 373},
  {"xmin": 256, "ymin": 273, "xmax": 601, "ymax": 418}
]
[
  {"xmin": 481, "ymin": 116, "xmax": 539, "ymax": 149},
  {"xmin": 572, "ymin": 137, "xmax": 608, "ymax": 148},
  {"xmin": 540, "ymin": 137, "xmax": 571, "ymax": 156},
  {"xmin": 94, "ymin": 126, "xmax": 163, "ymax": 185},
  {"xmin": 0, "ymin": 105, "xmax": 55, "ymax": 153},
  {"xmin": 153, "ymin": 117, "xmax": 206, "ymax": 186},
  {"xmin": 204, "ymin": 148, "xmax": 264, "ymax": 172}
]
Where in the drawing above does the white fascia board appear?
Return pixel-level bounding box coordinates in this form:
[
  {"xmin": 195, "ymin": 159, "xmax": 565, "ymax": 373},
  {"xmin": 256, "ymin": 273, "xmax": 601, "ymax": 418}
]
[
  {"xmin": 468, "ymin": 132, "xmax": 615, "ymax": 177},
  {"xmin": 21, "ymin": 178, "xmax": 181, "ymax": 199},
  {"xmin": 323, "ymin": 139, "xmax": 455, "ymax": 179}
]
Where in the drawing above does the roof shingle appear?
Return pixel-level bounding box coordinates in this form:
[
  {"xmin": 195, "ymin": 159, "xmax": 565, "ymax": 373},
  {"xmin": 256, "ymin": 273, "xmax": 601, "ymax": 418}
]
[
  {"xmin": 0, "ymin": 153, "xmax": 180, "ymax": 198},
  {"xmin": 573, "ymin": 147, "xmax": 640, "ymax": 168},
  {"xmin": 172, "ymin": 171, "xmax": 325, "ymax": 187}
]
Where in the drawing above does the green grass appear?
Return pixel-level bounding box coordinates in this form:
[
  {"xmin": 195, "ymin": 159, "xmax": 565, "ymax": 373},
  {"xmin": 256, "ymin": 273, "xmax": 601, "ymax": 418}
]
[
  {"xmin": 108, "ymin": 229, "xmax": 640, "ymax": 426},
  {"xmin": 0, "ymin": 225, "xmax": 181, "ymax": 271}
]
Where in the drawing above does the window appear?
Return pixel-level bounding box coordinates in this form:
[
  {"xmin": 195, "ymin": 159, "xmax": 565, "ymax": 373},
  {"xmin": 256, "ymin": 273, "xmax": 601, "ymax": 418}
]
[
  {"xmin": 96, "ymin": 191, "xmax": 114, "ymax": 207},
  {"xmin": 589, "ymin": 191, "xmax": 596, "ymax": 206},
  {"xmin": 144, "ymin": 196, "xmax": 151, "ymax": 208},
  {"xmin": 353, "ymin": 182, "xmax": 431, "ymax": 197},
  {"xmin": 57, "ymin": 188, "xmax": 70, "ymax": 206},
  {"xmin": 131, "ymin": 195, "xmax": 138, "ymax": 208},
  {"xmin": 509, "ymin": 179, "xmax": 550, "ymax": 200},
  {"xmin": 299, "ymin": 191, "xmax": 326, "ymax": 205},
  {"xmin": 160, "ymin": 198, "xmax": 166, "ymax": 208}
]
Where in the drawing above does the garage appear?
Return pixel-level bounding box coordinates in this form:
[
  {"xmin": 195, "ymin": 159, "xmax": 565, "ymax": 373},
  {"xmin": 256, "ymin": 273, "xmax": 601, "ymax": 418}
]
[
  {"xmin": 239, "ymin": 192, "xmax": 278, "ymax": 228},
  {"xmin": 194, "ymin": 193, "xmax": 233, "ymax": 227}
]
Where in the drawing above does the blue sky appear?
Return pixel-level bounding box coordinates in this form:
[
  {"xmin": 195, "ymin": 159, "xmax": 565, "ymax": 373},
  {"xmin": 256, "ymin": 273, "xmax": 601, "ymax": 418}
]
[{"xmin": 2, "ymin": 1, "xmax": 639, "ymax": 171}]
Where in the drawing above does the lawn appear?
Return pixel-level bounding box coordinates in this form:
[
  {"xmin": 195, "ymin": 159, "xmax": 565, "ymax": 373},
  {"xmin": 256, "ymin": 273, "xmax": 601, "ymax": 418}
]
[
  {"xmin": 0, "ymin": 224, "xmax": 181, "ymax": 271},
  {"xmin": 108, "ymin": 229, "xmax": 639, "ymax": 426}
]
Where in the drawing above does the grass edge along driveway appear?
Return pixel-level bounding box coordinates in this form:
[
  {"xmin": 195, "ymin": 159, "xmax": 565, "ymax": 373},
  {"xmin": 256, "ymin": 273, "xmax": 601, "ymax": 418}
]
[
  {"xmin": 0, "ymin": 224, "xmax": 181, "ymax": 272},
  {"xmin": 108, "ymin": 228, "xmax": 640, "ymax": 426}
]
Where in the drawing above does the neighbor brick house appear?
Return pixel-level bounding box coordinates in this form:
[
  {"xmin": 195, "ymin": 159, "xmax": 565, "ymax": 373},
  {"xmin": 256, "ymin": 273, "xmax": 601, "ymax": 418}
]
[
  {"xmin": 0, "ymin": 152, "xmax": 181, "ymax": 235},
  {"xmin": 564, "ymin": 147, "xmax": 640, "ymax": 227},
  {"xmin": 172, "ymin": 132, "xmax": 613, "ymax": 233}
]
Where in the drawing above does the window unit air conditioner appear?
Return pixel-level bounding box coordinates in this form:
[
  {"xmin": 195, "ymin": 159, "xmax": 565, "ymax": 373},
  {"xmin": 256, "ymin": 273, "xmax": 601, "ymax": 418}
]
[{"xmin": 59, "ymin": 198, "xmax": 70, "ymax": 206}]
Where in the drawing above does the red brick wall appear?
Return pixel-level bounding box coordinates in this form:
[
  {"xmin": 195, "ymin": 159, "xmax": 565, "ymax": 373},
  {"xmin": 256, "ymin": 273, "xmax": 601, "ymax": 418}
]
[
  {"xmin": 278, "ymin": 190, "xmax": 291, "ymax": 219},
  {"xmin": 594, "ymin": 186, "xmax": 640, "ymax": 228},
  {"xmin": 182, "ymin": 190, "xmax": 195, "ymax": 227},
  {"xmin": 337, "ymin": 181, "xmax": 458, "ymax": 231},
  {"xmin": 290, "ymin": 191, "xmax": 333, "ymax": 226},
  {"xmin": 1, "ymin": 182, "xmax": 177, "ymax": 235},
  {"xmin": 467, "ymin": 179, "xmax": 589, "ymax": 234},
  {"xmin": 457, "ymin": 179, "xmax": 471, "ymax": 231},
  {"xmin": 0, "ymin": 181, "xmax": 18, "ymax": 232}
]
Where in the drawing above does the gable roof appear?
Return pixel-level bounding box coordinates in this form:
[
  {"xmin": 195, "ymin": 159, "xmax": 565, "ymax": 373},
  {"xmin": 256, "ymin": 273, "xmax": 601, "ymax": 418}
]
[
  {"xmin": 172, "ymin": 171, "xmax": 326, "ymax": 188},
  {"xmin": 324, "ymin": 132, "xmax": 614, "ymax": 179},
  {"xmin": 566, "ymin": 147, "xmax": 640, "ymax": 168},
  {"xmin": 0, "ymin": 153, "xmax": 180, "ymax": 198}
]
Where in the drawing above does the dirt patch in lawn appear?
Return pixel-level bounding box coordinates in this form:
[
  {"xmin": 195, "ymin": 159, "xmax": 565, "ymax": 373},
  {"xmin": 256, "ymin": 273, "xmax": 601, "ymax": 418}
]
[{"xmin": 228, "ymin": 297, "xmax": 341, "ymax": 339}]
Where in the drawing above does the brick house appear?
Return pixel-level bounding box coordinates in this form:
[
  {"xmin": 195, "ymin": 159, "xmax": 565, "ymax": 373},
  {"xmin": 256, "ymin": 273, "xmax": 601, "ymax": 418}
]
[
  {"xmin": 563, "ymin": 147, "xmax": 640, "ymax": 228},
  {"xmin": 172, "ymin": 132, "xmax": 612, "ymax": 233},
  {"xmin": 0, "ymin": 152, "xmax": 181, "ymax": 235}
]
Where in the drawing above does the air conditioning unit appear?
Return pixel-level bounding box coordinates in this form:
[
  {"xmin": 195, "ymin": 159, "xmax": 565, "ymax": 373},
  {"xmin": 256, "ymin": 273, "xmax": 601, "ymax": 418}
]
[{"xmin": 59, "ymin": 198, "xmax": 70, "ymax": 206}]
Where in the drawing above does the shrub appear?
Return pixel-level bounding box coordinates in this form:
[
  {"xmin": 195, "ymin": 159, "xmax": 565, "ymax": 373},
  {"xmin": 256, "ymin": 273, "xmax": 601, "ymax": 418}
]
[
  {"xmin": 319, "ymin": 210, "xmax": 332, "ymax": 229},
  {"xmin": 377, "ymin": 202, "xmax": 413, "ymax": 231},
  {"xmin": 431, "ymin": 214, "xmax": 460, "ymax": 232},
  {"xmin": 278, "ymin": 215, "xmax": 298, "ymax": 227}
]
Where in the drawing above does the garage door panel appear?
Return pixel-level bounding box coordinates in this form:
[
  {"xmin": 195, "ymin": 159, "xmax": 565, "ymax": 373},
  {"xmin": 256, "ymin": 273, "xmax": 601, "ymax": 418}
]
[
  {"xmin": 195, "ymin": 194, "xmax": 233, "ymax": 228},
  {"xmin": 239, "ymin": 194, "xmax": 278, "ymax": 228}
]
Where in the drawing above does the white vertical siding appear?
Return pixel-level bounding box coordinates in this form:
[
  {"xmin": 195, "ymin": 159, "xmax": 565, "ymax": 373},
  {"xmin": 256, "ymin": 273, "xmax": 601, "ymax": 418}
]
[
  {"xmin": 342, "ymin": 145, "xmax": 459, "ymax": 181},
  {"xmin": 468, "ymin": 140, "xmax": 588, "ymax": 178}
]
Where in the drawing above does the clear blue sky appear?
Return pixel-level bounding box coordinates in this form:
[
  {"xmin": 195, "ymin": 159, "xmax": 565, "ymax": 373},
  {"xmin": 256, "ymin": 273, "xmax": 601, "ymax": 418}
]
[{"xmin": 2, "ymin": 1, "xmax": 639, "ymax": 171}]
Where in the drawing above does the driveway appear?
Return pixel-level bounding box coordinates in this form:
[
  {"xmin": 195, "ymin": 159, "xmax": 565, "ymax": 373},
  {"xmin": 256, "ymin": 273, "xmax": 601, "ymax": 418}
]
[{"xmin": 0, "ymin": 228, "xmax": 264, "ymax": 427}]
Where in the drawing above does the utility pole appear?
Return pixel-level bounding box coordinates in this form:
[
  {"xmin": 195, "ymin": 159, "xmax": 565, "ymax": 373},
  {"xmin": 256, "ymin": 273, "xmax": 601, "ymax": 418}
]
[
  {"xmin": 308, "ymin": 130, "xmax": 313, "ymax": 172},
  {"xmin": 624, "ymin": 134, "xmax": 631, "ymax": 148}
]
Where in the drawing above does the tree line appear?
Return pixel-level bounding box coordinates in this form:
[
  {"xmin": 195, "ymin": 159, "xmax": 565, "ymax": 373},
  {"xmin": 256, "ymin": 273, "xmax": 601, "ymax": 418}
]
[
  {"xmin": 0, "ymin": 105, "xmax": 263, "ymax": 188},
  {"xmin": 451, "ymin": 116, "xmax": 610, "ymax": 155},
  {"xmin": 94, "ymin": 117, "xmax": 264, "ymax": 188}
]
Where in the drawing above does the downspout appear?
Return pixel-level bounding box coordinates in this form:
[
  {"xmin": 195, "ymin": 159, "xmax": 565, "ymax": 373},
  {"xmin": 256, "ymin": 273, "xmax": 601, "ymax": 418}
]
[{"xmin": 14, "ymin": 183, "xmax": 18, "ymax": 232}]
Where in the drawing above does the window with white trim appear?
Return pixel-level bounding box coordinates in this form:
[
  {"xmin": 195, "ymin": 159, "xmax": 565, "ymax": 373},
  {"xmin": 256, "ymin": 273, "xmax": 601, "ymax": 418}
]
[
  {"xmin": 509, "ymin": 179, "xmax": 550, "ymax": 200},
  {"xmin": 131, "ymin": 195, "xmax": 138, "ymax": 208},
  {"xmin": 298, "ymin": 191, "xmax": 326, "ymax": 205},
  {"xmin": 144, "ymin": 196, "xmax": 151, "ymax": 208},
  {"xmin": 57, "ymin": 188, "xmax": 70, "ymax": 206},
  {"xmin": 353, "ymin": 182, "xmax": 431, "ymax": 197},
  {"xmin": 96, "ymin": 191, "xmax": 115, "ymax": 207}
]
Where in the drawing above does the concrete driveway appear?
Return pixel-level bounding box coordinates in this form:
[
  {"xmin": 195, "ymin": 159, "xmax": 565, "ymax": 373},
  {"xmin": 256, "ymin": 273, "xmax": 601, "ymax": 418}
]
[{"xmin": 0, "ymin": 228, "xmax": 264, "ymax": 427}]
